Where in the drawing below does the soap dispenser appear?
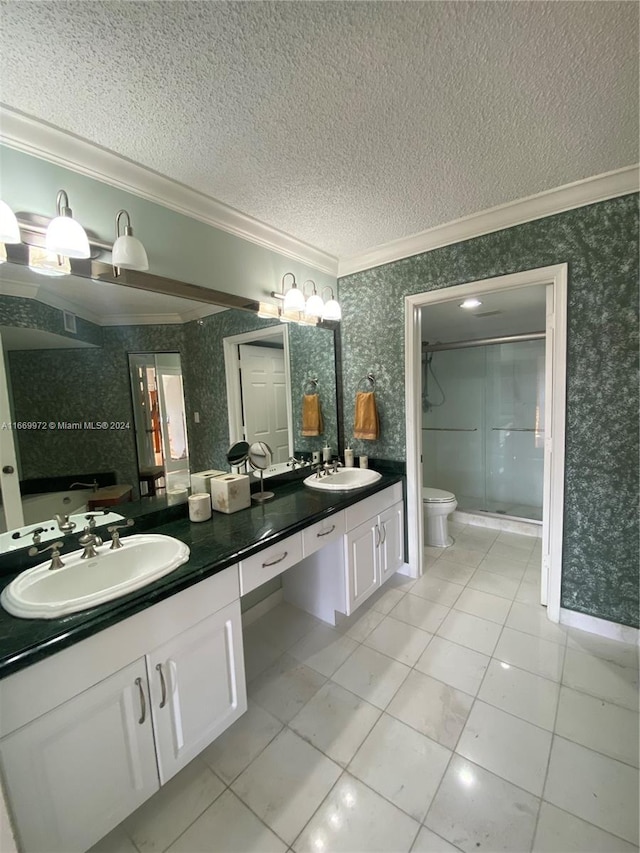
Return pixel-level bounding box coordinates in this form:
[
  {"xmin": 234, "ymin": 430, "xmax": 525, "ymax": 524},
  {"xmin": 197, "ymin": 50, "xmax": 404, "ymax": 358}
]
[{"xmin": 344, "ymin": 447, "xmax": 354, "ymax": 467}]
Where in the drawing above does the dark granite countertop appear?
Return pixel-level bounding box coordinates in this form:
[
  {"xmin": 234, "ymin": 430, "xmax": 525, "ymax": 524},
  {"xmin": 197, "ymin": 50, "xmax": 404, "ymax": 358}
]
[{"xmin": 0, "ymin": 470, "xmax": 404, "ymax": 680}]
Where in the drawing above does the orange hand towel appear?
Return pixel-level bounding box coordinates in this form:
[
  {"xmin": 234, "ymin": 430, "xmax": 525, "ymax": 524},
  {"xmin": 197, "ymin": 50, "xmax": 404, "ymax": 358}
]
[
  {"xmin": 302, "ymin": 393, "xmax": 324, "ymax": 436},
  {"xmin": 354, "ymin": 391, "xmax": 380, "ymax": 440}
]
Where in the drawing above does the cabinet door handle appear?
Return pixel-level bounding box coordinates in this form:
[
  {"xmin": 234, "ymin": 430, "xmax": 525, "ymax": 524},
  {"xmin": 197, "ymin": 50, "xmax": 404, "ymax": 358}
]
[
  {"xmin": 156, "ymin": 662, "xmax": 167, "ymax": 708},
  {"xmin": 380, "ymin": 523, "xmax": 387, "ymax": 544},
  {"xmin": 262, "ymin": 551, "xmax": 288, "ymax": 568},
  {"xmin": 135, "ymin": 677, "xmax": 146, "ymax": 724},
  {"xmin": 317, "ymin": 524, "xmax": 336, "ymax": 538},
  {"xmin": 375, "ymin": 524, "xmax": 380, "ymax": 547}
]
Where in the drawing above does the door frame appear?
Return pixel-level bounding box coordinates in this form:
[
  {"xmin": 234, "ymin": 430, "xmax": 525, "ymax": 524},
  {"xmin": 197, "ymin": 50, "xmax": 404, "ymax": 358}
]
[
  {"xmin": 404, "ymin": 264, "xmax": 567, "ymax": 622},
  {"xmin": 223, "ymin": 325, "xmax": 294, "ymax": 456}
]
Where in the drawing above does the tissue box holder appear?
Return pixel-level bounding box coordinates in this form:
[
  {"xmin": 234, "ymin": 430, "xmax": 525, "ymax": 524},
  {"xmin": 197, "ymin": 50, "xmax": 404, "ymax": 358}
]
[{"xmin": 210, "ymin": 474, "xmax": 251, "ymax": 514}]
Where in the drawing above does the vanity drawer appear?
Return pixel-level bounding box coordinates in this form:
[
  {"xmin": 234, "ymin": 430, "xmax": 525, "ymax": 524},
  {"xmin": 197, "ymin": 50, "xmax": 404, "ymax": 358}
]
[
  {"xmin": 345, "ymin": 483, "xmax": 403, "ymax": 531},
  {"xmin": 239, "ymin": 533, "xmax": 303, "ymax": 595},
  {"xmin": 302, "ymin": 511, "xmax": 345, "ymax": 558}
]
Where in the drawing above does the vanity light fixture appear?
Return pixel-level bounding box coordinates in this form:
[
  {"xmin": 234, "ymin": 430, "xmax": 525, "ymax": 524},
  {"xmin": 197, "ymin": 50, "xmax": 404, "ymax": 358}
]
[
  {"xmin": 281, "ymin": 272, "xmax": 305, "ymax": 312},
  {"xmin": 460, "ymin": 298, "xmax": 482, "ymax": 309},
  {"xmin": 321, "ymin": 286, "xmax": 342, "ymax": 321},
  {"xmin": 112, "ymin": 209, "xmax": 149, "ymax": 271},
  {"xmin": 0, "ymin": 200, "xmax": 21, "ymax": 244},
  {"xmin": 45, "ymin": 190, "xmax": 90, "ymax": 259},
  {"xmin": 303, "ymin": 279, "xmax": 324, "ymax": 318}
]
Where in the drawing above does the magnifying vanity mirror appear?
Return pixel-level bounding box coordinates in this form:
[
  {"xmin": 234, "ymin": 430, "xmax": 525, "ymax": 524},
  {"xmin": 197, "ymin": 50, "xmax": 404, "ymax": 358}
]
[
  {"xmin": 247, "ymin": 441, "xmax": 275, "ymax": 503},
  {"xmin": 226, "ymin": 441, "xmax": 250, "ymax": 469},
  {"xmin": 0, "ymin": 260, "xmax": 340, "ymax": 550}
]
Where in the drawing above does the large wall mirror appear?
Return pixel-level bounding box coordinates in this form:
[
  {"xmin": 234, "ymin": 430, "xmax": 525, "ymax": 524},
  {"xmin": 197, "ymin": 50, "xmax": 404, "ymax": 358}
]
[{"xmin": 0, "ymin": 262, "xmax": 339, "ymax": 548}]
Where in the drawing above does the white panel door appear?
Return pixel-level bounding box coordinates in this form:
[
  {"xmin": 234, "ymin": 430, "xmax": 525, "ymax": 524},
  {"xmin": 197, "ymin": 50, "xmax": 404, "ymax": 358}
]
[
  {"xmin": 345, "ymin": 518, "xmax": 379, "ymax": 614},
  {"xmin": 148, "ymin": 602, "xmax": 247, "ymax": 784},
  {"xmin": 379, "ymin": 502, "xmax": 404, "ymax": 584},
  {"xmin": 239, "ymin": 344, "xmax": 289, "ymax": 462},
  {"xmin": 0, "ymin": 658, "xmax": 158, "ymax": 853}
]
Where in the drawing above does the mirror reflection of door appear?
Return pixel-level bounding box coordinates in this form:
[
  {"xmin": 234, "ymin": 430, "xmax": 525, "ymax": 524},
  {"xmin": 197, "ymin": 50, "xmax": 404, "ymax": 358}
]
[
  {"xmin": 0, "ymin": 330, "xmax": 23, "ymax": 531},
  {"xmin": 129, "ymin": 353, "xmax": 190, "ymax": 495},
  {"xmin": 239, "ymin": 343, "xmax": 289, "ymax": 464}
]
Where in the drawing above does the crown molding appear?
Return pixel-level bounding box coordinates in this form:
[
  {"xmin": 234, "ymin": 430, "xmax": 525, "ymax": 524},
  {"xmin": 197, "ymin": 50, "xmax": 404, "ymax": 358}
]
[
  {"xmin": 0, "ymin": 106, "xmax": 339, "ymax": 277},
  {"xmin": 338, "ymin": 165, "xmax": 640, "ymax": 278}
]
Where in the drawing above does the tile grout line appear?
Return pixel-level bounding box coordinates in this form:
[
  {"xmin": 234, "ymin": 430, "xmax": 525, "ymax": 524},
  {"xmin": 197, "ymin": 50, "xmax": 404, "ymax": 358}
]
[{"xmin": 529, "ymin": 629, "xmax": 568, "ymax": 852}]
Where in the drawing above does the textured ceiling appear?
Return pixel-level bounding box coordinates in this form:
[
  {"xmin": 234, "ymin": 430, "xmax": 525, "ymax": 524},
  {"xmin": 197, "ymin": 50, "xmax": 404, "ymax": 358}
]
[{"xmin": 0, "ymin": 1, "xmax": 637, "ymax": 258}]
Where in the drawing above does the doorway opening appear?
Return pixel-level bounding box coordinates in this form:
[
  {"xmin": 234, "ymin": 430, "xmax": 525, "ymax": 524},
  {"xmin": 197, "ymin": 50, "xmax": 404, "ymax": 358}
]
[
  {"xmin": 223, "ymin": 326, "xmax": 294, "ymax": 473},
  {"xmin": 128, "ymin": 352, "xmax": 190, "ymax": 496},
  {"xmin": 405, "ymin": 265, "xmax": 567, "ymax": 621}
]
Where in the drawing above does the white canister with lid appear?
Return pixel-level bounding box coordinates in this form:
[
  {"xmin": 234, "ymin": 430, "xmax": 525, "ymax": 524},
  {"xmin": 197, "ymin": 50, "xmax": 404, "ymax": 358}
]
[{"xmin": 188, "ymin": 493, "xmax": 212, "ymax": 522}]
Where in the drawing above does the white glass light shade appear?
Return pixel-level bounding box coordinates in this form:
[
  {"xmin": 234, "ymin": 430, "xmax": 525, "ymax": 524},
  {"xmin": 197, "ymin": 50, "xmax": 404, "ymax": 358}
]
[
  {"xmin": 46, "ymin": 215, "xmax": 90, "ymax": 258},
  {"xmin": 322, "ymin": 298, "xmax": 342, "ymax": 321},
  {"xmin": 283, "ymin": 285, "xmax": 305, "ymax": 311},
  {"xmin": 0, "ymin": 201, "xmax": 20, "ymax": 243},
  {"xmin": 112, "ymin": 234, "xmax": 149, "ymax": 271},
  {"xmin": 304, "ymin": 293, "xmax": 324, "ymax": 318}
]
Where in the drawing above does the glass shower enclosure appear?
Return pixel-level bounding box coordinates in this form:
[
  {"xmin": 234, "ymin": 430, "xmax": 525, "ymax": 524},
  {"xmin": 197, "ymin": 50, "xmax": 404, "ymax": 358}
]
[{"xmin": 422, "ymin": 338, "xmax": 545, "ymax": 522}]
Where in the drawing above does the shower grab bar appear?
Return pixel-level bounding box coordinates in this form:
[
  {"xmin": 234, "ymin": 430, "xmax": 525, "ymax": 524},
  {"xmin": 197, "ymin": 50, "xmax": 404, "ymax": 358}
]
[
  {"xmin": 422, "ymin": 427, "xmax": 478, "ymax": 432},
  {"xmin": 491, "ymin": 428, "xmax": 544, "ymax": 432}
]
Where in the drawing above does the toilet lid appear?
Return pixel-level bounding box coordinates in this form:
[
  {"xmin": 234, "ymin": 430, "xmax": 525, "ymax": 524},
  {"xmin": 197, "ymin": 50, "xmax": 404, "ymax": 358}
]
[{"xmin": 423, "ymin": 487, "xmax": 456, "ymax": 503}]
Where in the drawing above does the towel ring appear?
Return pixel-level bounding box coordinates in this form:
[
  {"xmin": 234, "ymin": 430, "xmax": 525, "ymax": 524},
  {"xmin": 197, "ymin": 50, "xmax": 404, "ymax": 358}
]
[
  {"xmin": 358, "ymin": 373, "xmax": 376, "ymax": 391},
  {"xmin": 304, "ymin": 377, "xmax": 319, "ymax": 394}
]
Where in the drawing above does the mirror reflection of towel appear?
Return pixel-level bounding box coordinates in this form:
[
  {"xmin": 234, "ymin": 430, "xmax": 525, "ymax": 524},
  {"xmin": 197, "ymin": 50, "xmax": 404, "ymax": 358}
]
[
  {"xmin": 302, "ymin": 393, "xmax": 324, "ymax": 436},
  {"xmin": 354, "ymin": 391, "xmax": 380, "ymax": 440}
]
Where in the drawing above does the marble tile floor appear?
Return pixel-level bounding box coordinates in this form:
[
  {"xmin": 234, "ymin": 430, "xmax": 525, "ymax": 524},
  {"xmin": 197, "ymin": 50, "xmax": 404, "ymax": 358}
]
[{"xmin": 91, "ymin": 524, "xmax": 639, "ymax": 853}]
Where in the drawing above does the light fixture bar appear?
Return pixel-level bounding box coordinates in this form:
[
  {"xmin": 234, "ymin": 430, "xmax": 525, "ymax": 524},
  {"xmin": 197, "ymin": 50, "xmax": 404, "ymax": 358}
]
[{"xmin": 14, "ymin": 213, "xmax": 112, "ymax": 252}]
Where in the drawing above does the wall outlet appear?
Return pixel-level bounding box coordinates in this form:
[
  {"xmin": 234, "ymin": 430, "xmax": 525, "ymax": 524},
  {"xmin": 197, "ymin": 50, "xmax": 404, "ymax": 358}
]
[{"xmin": 194, "ymin": 412, "xmax": 200, "ymax": 423}]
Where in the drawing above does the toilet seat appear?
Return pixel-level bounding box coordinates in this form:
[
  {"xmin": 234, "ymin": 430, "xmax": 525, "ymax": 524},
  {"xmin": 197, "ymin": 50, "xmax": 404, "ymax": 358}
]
[{"xmin": 423, "ymin": 487, "xmax": 456, "ymax": 503}]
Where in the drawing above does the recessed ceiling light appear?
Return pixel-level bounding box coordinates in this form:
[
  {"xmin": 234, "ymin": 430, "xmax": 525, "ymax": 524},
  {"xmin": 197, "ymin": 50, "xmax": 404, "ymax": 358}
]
[{"xmin": 460, "ymin": 298, "xmax": 482, "ymax": 309}]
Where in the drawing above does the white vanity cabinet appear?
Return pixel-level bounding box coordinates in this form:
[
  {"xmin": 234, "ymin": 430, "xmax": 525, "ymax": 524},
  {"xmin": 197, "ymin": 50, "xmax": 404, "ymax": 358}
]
[
  {"xmin": 345, "ymin": 495, "xmax": 404, "ymax": 613},
  {"xmin": 0, "ymin": 567, "xmax": 246, "ymax": 853},
  {"xmin": 283, "ymin": 483, "xmax": 406, "ymax": 623},
  {"xmin": 148, "ymin": 600, "xmax": 244, "ymax": 783},
  {"xmin": 0, "ymin": 658, "xmax": 159, "ymax": 853}
]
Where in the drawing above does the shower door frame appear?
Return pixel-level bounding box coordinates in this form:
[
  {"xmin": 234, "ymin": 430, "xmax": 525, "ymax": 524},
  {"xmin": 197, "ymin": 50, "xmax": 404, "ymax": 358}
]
[{"xmin": 405, "ymin": 264, "xmax": 568, "ymax": 623}]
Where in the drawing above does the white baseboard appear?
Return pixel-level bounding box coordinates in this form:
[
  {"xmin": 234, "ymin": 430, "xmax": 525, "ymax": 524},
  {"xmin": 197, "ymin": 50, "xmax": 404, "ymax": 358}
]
[
  {"xmin": 452, "ymin": 509, "xmax": 541, "ymax": 537},
  {"xmin": 560, "ymin": 607, "xmax": 639, "ymax": 645},
  {"xmin": 241, "ymin": 588, "xmax": 284, "ymax": 628}
]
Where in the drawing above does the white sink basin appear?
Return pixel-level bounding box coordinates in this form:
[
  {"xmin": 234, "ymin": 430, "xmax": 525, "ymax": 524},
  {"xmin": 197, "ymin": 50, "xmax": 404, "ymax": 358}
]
[
  {"xmin": 303, "ymin": 468, "xmax": 382, "ymax": 492},
  {"xmin": 1, "ymin": 534, "xmax": 190, "ymax": 620}
]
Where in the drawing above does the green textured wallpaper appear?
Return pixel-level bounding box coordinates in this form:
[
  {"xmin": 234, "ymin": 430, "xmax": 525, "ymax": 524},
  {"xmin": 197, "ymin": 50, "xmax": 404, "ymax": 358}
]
[{"xmin": 338, "ymin": 195, "xmax": 639, "ymax": 628}]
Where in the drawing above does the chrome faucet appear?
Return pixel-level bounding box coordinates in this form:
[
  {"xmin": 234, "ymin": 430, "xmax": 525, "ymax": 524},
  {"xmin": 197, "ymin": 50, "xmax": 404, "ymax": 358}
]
[
  {"xmin": 11, "ymin": 525, "xmax": 46, "ymax": 545},
  {"xmin": 331, "ymin": 459, "xmax": 344, "ymax": 474},
  {"xmin": 287, "ymin": 456, "xmax": 307, "ymax": 469},
  {"xmin": 29, "ymin": 541, "xmax": 65, "ymax": 570},
  {"xmin": 69, "ymin": 480, "xmax": 99, "ymax": 492},
  {"xmin": 107, "ymin": 518, "xmax": 134, "ymax": 549},
  {"xmin": 55, "ymin": 514, "xmax": 77, "ymax": 534},
  {"xmin": 84, "ymin": 510, "xmax": 109, "ymax": 530},
  {"xmin": 77, "ymin": 526, "xmax": 103, "ymax": 559}
]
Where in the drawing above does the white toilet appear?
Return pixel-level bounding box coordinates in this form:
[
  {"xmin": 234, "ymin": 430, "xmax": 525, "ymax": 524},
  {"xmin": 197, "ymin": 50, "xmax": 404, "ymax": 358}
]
[{"xmin": 422, "ymin": 487, "xmax": 458, "ymax": 547}]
